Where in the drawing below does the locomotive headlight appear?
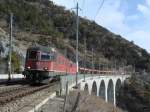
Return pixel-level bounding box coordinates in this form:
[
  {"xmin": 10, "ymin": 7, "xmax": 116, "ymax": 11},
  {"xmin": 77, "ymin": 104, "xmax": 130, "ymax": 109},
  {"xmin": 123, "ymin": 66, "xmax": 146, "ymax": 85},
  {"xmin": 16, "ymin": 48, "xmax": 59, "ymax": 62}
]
[
  {"xmin": 27, "ymin": 66, "xmax": 31, "ymax": 69},
  {"xmin": 44, "ymin": 67, "xmax": 48, "ymax": 70}
]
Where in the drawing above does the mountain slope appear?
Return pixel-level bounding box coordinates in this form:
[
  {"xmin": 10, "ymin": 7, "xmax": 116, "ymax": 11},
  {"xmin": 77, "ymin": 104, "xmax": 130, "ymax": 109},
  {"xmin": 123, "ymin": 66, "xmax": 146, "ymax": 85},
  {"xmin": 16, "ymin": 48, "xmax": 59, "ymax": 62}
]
[
  {"xmin": 0, "ymin": 0, "xmax": 150, "ymax": 72},
  {"xmin": 118, "ymin": 75, "xmax": 150, "ymax": 112}
]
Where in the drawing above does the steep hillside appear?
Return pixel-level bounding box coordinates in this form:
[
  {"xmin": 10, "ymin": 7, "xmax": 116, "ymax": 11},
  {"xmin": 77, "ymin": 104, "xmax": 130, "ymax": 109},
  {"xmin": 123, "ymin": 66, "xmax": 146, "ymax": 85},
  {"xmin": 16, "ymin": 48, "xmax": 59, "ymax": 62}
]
[
  {"xmin": 0, "ymin": 0, "xmax": 150, "ymax": 72},
  {"xmin": 0, "ymin": 29, "xmax": 24, "ymax": 73},
  {"xmin": 117, "ymin": 74, "xmax": 150, "ymax": 112}
]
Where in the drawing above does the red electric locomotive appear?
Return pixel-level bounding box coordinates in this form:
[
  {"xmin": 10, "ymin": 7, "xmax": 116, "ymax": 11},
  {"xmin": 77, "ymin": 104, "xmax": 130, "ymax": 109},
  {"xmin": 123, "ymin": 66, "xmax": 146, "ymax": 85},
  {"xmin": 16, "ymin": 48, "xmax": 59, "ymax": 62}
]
[{"xmin": 23, "ymin": 46, "xmax": 76, "ymax": 83}]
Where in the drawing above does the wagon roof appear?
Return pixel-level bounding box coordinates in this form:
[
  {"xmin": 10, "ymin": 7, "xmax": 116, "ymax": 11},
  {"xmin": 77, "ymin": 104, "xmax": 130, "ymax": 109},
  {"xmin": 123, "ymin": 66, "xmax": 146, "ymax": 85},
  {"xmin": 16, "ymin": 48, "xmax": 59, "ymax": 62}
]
[
  {"xmin": 28, "ymin": 45, "xmax": 53, "ymax": 53},
  {"xmin": 28, "ymin": 45, "xmax": 76, "ymax": 65}
]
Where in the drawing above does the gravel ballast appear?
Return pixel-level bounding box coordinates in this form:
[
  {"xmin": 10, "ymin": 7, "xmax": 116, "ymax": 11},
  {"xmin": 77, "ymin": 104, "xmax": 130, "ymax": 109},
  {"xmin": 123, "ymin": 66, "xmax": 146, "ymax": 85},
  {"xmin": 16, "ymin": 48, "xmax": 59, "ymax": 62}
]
[{"xmin": 0, "ymin": 83, "xmax": 60, "ymax": 112}]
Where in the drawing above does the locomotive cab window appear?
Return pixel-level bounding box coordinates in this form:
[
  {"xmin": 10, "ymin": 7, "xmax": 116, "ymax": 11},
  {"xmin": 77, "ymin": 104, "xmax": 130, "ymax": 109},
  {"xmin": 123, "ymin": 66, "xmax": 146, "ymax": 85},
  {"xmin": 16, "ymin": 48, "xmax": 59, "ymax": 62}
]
[
  {"xmin": 41, "ymin": 52, "xmax": 51, "ymax": 60},
  {"xmin": 28, "ymin": 51, "xmax": 38, "ymax": 60}
]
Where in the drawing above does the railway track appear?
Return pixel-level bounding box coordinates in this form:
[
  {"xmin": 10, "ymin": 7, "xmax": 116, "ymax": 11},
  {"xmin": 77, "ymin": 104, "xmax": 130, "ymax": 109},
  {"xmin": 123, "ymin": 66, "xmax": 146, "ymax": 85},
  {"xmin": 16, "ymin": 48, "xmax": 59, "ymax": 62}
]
[
  {"xmin": 0, "ymin": 85, "xmax": 29, "ymax": 95},
  {"xmin": 0, "ymin": 79, "xmax": 30, "ymax": 95},
  {"xmin": 0, "ymin": 82, "xmax": 58, "ymax": 105}
]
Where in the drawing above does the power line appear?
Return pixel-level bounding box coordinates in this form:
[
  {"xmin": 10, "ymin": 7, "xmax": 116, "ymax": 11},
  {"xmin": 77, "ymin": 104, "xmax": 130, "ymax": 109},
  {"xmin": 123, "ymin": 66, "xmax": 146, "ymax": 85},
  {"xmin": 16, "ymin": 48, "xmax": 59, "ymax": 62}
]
[
  {"xmin": 82, "ymin": 0, "xmax": 85, "ymax": 9},
  {"xmin": 81, "ymin": 0, "xmax": 85, "ymax": 15},
  {"xmin": 73, "ymin": 0, "xmax": 76, "ymax": 5},
  {"xmin": 94, "ymin": 0, "xmax": 105, "ymax": 21}
]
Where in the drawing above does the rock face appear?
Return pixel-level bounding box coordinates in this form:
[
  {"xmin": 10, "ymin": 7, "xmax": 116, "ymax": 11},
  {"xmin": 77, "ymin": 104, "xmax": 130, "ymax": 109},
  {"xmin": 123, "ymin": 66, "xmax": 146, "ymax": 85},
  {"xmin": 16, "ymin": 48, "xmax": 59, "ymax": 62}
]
[
  {"xmin": 117, "ymin": 75, "xmax": 150, "ymax": 112},
  {"xmin": 65, "ymin": 91, "xmax": 124, "ymax": 112},
  {"xmin": 0, "ymin": 29, "xmax": 26, "ymax": 73},
  {"xmin": 0, "ymin": 59, "xmax": 7, "ymax": 73},
  {"xmin": 0, "ymin": 31, "xmax": 9, "ymax": 58}
]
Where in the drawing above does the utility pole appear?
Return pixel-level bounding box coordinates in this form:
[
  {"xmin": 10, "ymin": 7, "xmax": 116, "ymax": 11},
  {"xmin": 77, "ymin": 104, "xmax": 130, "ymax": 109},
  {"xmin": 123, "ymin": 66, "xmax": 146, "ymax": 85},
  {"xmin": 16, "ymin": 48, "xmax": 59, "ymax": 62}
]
[
  {"xmin": 8, "ymin": 13, "xmax": 13, "ymax": 81},
  {"xmin": 92, "ymin": 48, "xmax": 94, "ymax": 77},
  {"xmin": 63, "ymin": 81, "xmax": 68, "ymax": 112},
  {"xmin": 65, "ymin": 46, "xmax": 67, "ymax": 75},
  {"xmin": 114, "ymin": 59, "xmax": 117, "ymax": 75},
  {"xmin": 98, "ymin": 58, "xmax": 100, "ymax": 78},
  {"xmin": 83, "ymin": 37, "xmax": 86, "ymax": 82},
  {"xmin": 75, "ymin": 1, "xmax": 79, "ymax": 88},
  {"xmin": 99, "ymin": 58, "xmax": 101, "ymax": 73}
]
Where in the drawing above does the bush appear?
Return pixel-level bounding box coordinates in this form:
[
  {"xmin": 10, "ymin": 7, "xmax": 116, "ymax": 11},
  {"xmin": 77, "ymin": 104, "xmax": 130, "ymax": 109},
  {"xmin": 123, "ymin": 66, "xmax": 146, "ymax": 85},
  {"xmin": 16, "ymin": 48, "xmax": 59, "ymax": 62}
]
[{"xmin": 6, "ymin": 51, "xmax": 21, "ymax": 73}]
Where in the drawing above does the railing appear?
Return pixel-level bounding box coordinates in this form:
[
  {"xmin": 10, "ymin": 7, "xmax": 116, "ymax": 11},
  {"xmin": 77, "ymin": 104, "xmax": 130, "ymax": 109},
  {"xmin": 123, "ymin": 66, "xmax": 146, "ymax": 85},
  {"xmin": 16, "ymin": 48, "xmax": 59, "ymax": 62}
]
[{"xmin": 60, "ymin": 73, "xmax": 131, "ymax": 94}]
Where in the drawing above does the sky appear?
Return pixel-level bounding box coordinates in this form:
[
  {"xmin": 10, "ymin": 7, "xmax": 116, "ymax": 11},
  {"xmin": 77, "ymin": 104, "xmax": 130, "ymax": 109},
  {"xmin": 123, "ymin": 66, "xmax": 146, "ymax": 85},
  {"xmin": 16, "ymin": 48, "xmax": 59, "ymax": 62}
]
[{"xmin": 51, "ymin": 0, "xmax": 150, "ymax": 52}]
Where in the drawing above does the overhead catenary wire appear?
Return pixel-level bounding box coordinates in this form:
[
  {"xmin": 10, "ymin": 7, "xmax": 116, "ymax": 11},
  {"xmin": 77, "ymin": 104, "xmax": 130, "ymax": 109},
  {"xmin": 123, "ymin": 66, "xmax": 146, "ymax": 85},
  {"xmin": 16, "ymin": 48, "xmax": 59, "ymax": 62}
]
[
  {"xmin": 81, "ymin": 0, "xmax": 85, "ymax": 16},
  {"xmin": 94, "ymin": 0, "xmax": 105, "ymax": 21},
  {"xmin": 73, "ymin": 0, "xmax": 76, "ymax": 6},
  {"xmin": 82, "ymin": 0, "xmax": 85, "ymax": 9}
]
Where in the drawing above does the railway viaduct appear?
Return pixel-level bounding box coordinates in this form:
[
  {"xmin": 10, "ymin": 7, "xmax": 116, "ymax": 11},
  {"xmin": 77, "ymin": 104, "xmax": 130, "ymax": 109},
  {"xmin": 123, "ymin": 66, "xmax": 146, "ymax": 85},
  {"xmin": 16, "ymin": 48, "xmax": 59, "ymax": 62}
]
[
  {"xmin": 60, "ymin": 74, "xmax": 130, "ymax": 106},
  {"xmin": 0, "ymin": 73, "xmax": 130, "ymax": 106}
]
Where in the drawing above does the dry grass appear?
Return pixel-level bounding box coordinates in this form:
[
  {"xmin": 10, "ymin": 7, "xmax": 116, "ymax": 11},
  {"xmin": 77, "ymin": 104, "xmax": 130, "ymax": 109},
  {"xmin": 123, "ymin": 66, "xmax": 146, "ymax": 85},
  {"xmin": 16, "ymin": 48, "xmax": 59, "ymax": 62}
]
[{"xmin": 65, "ymin": 91, "xmax": 124, "ymax": 112}]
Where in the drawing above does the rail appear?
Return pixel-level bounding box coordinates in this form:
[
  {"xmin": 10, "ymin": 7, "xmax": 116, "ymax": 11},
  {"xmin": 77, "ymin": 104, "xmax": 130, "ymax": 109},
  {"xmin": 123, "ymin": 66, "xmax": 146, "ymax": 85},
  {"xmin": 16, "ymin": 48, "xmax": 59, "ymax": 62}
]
[{"xmin": 0, "ymin": 82, "xmax": 58, "ymax": 105}]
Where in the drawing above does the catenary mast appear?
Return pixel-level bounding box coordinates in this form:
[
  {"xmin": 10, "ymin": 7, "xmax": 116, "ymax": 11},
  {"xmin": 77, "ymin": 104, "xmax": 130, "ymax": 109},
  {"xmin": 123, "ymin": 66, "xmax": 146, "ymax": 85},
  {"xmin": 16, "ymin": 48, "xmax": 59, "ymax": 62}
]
[{"xmin": 75, "ymin": 0, "xmax": 79, "ymax": 87}]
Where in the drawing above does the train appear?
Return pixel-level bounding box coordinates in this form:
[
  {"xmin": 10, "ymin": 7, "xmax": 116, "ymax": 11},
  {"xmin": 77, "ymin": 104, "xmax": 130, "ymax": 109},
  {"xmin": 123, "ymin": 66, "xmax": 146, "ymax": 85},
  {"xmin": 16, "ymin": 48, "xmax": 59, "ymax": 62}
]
[
  {"xmin": 23, "ymin": 46, "xmax": 76, "ymax": 83},
  {"xmin": 23, "ymin": 46, "xmax": 115, "ymax": 83}
]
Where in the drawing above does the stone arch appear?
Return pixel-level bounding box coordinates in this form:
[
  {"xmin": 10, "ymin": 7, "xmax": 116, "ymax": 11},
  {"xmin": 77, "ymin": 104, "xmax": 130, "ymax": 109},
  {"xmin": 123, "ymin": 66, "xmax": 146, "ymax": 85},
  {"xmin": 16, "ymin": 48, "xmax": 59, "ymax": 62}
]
[
  {"xmin": 99, "ymin": 80, "xmax": 105, "ymax": 100},
  {"xmin": 107, "ymin": 79, "xmax": 114, "ymax": 103},
  {"xmin": 91, "ymin": 81, "xmax": 97, "ymax": 95},
  {"xmin": 115, "ymin": 78, "xmax": 122, "ymax": 105},
  {"xmin": 84, "ymin": 83, "xmax": 89, "ymax": 94},
  {"xmin": 115, "ymin": 78, "xmax": 122, "ymax": 90}
]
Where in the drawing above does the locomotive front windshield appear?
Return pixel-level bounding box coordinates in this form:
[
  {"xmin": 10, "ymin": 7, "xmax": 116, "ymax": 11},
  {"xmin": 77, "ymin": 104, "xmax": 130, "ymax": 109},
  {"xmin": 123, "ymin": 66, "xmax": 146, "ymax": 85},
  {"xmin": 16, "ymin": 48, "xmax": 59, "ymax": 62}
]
[
  {"xmin": 27, "ymin": 49, "xmax": 55, "ymax": 61},
  {"xmin": 41, "ymin": 52, "xmax": 55, "ymax": 60},
  {"xmin": 28, "ymin": 51, "xmax": 38, "ymax": 60},
  {"xmin": 41, "ymin": 52, "xmax": 51, "ymax": 60}
]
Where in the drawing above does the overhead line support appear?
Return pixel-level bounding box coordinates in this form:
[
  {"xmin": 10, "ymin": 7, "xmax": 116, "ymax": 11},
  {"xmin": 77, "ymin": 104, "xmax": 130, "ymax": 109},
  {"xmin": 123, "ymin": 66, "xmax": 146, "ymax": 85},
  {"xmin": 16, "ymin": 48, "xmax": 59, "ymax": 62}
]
[
  {"xmin": 8, "ymin": 13, "xmax": 13, "ymax": 81},
  {"xmin": 75, "ymin": 1, "xmax": 79, "ymax": 88}
]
